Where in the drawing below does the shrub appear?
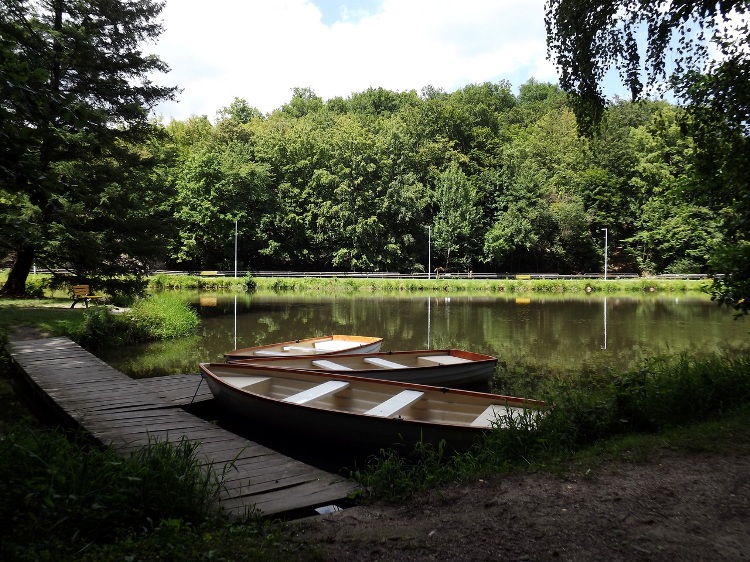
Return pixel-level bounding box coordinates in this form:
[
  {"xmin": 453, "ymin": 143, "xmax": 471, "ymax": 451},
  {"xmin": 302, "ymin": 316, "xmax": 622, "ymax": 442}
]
[
  {"xmin": 76, "ymin": 294, "xmax": 199, "ymax": 349},
  {"xmin": 127, "ymin": 294, "xmax": 200, "ymax": 340}
]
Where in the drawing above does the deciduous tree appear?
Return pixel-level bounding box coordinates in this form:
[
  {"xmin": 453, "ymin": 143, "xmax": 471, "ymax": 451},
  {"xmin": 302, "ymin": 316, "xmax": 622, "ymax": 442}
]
[{"xmin": 545, "ymin": 0, "xmax": 750, "ymax": 310}]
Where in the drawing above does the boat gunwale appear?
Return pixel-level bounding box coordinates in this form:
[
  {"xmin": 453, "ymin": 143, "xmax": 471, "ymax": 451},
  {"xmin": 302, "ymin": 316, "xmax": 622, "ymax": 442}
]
[
  {"xmin": 198, "ymin": 362, "xmax": 546, "ymax": 430},
  {"xmin": 224, "ymin": 334, "xmax": 384, "ymax": 360},
  {"xmin": 229, "ymin": 348, "xmax": 499, "ymax": 371}
]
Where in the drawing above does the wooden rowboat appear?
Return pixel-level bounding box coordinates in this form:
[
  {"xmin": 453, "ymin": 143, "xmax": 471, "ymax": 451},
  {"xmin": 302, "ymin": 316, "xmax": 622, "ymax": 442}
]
[
  {"xmin": 224, "ymin": 335, "xmax": 383, "ymax": 361},
  {"xmin": 199, "ymin": 362, "xmax": 546, "ymax": 454},
  {"xmin": 230, "ymin": 349, "xmax": 497, "ymax": 388}
]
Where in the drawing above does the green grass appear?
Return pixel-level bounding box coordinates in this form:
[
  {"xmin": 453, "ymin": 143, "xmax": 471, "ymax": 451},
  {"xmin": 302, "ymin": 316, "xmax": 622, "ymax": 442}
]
[
  {"xmin": 0, "ymin": 415, "xmax": 296, "ymax": 562},
  {"xmin": 0, "ymin": 270, "xmax": 713, "ymax": 297},
  {"xmin": 0, "ymin": 429, "xmax": 224, "ymax": 557},
  {"xmin": 248, "ymin": 275, "xmax": 711, "ymax": 296},
  {"xmin": 69, "ymin": 294, "xmax": 199, "ymax": 350},
  {"xmin": 149, "ymin": 272, "xmax": 256, "ymax": 292},
  {"xmin": 350, "ymin": 352, "xmax": 750, "ymax": 502},
  {"xmin": 0, "ymin": 301, "xmax": 86, "ymax": 339}
]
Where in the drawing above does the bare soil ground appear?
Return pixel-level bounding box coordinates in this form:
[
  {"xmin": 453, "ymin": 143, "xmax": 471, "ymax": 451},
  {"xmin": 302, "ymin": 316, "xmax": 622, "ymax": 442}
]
[{"xmin": 291, "ymin": 449, "xmax": 750, "ymax": 561}]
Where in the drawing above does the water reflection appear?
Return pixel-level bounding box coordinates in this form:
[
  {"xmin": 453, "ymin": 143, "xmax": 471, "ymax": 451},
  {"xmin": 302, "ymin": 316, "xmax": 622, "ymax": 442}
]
[{"xmin": 101, "ymin": 293, "xmax": 750, "ymax": 396}]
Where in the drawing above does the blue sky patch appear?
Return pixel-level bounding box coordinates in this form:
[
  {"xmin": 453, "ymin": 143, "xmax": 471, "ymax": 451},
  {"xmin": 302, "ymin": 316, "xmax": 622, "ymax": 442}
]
[{"xmin": 312, "ymin": 0, "xmax": 383, "ymax": 25}]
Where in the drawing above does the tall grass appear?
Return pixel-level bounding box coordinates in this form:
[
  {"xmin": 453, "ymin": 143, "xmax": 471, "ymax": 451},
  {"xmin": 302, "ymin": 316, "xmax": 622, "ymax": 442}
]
[
  {"xmin": 76, "ymin": 293, "xmax": 199, "ymax": 349},
  {"xmin": 0, "ymin": 429, "xmax": 226, "ymax": 560},
  {"xmin": 352, "ymin": 352, "xmax": 750, "ymax": 501}
]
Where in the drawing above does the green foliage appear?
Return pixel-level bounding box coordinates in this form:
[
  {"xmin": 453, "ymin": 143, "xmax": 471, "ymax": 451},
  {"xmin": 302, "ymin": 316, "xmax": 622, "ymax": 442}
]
[
  {"xmin": 23, "ymin": 275, "xmax": 49, "ymax": 298},
  {"xmin": 149, "ymin": 273, "xmax": 256, "ymax": 292},
  {"xmin": 76, "ymin": 294, "xmax": 199, "ymax": 349},
  {"xmin": 349, "ymin": 440, "xmax": 465, "ymax": 502},
  {"xmin": 432, "ymin": 164, "xmax": 483, "ymax": 270},
  {"xmin": 155, "ymin": 80, "xmax": 732, "ymax": 282},
  {"xmin": 1, "ymin": 0, "xmax": 740, "ymax": 297},
  {"xmin": 353, "ymin": 352, "xmax": 750, "ymax": 501},
  {"xmin": 0, "ymin": 0, "xmax": 176, "ymax": 296},
  {"xmin": 545, "ymin": 0, "xmax": 750, "ymax": 311},
  {"xmin": 171, "ymin": 138, "xmax": 273, "ymax": 269},
  {"xmin": 249, "ymin": 276, "xmax": 708, "ymax": 296},
  {"xmin": 127, "ymin": 294, "xmax": 200, "ymax": 340},
  {"xmin": 708, "ymin": 243, "xmax": 750, "ymax": 315},
  {"xmin": 0, "ymin": 429, "xmax": 224, "ymax": 559}
]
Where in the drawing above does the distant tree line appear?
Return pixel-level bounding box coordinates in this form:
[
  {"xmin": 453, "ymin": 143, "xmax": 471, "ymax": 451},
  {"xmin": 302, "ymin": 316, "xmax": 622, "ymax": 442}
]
[
  {"xmin": 1, "ymin": 0, "xmax": 747, "ymax": 317},
  {"xmin": 160, "ymin": 84, "xmax": 719, "ymax": 277}
]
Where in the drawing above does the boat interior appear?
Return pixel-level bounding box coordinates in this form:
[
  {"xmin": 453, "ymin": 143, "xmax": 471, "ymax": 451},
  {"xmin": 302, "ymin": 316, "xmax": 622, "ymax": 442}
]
[
  {"xmin": 256, "ymin": 339, "xmax": 365, "ymax": 356},
  {"xmin": 243, "ymin": 352, "xmax": 477, "ymax": 371},
  {"xmin": 213, "ymin": 370, "xmax": 532, "ymax": 429}
]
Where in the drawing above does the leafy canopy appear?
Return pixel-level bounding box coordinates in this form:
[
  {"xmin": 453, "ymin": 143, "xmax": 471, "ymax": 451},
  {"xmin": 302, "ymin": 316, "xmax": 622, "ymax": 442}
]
[
  {"xmin": 0, "ymin": 0, "xmax": 177, "ymax": 295},
  {"xmin": 545, "ymin": 0, "xmax": 750, "ymax": 312}
]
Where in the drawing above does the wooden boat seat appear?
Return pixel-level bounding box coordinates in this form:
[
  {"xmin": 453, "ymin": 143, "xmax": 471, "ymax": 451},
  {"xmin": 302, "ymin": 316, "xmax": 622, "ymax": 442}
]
[
  {"xmin": 311, "ymin": 359, "xmax": 353, "ymax": 371},
  {"xmin": 314, "ymin": 340, "xmax": 357, "ymax": 351},
  {"xmin": 221, "ymin": 375, "xmax": 271, "ymax": 389},
  {"xmin": 364, "ymin": 390, "xmax": 424, "ymax": 418},
  {"xmin": 363, "ymin": 357, "xmax": 408, "ymax": 369},
  {"xmin": 417, "ymin": 355, "xmax": 472, "ymax": 366},
  {"xmin": 282, "ymin": 345, "xmax": 320, "ymax": 353},
  {"xmin": 471, "ymin": 404, "xmax": 525, "ymax": 428},
  {"xmin": 283, "ymin": 380, "xmax": 350, "ymax": 404}
]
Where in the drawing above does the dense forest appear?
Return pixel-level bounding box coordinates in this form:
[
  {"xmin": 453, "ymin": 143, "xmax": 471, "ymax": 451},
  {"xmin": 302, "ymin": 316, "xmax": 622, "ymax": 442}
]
[
  {"xmin": 2, "ymin": 0, "xmax": 746, "ymax": 308},
  {"xmin": 159, "ymin": 83, "xmax": 716, "ymax": 276}
]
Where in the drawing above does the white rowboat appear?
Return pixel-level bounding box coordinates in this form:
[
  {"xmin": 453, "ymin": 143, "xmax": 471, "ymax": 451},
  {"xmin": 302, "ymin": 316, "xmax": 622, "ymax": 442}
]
[
  {"xmin": 230, "ymin": 349, "xmax": 497, "ymax": 387},
  {"xmin": 224, "ymin": 335, "xmax": 383, "ymax": 361},
  {"xmin": 199, "ymin": 362, "xmax": 546, "ymax": 454}
]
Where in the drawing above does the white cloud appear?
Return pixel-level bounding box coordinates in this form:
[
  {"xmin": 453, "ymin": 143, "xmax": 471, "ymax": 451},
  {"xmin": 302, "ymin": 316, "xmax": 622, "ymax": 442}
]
[{"xmin": 149, "ymin": 0, "xmax": 561, "ymax": 122}]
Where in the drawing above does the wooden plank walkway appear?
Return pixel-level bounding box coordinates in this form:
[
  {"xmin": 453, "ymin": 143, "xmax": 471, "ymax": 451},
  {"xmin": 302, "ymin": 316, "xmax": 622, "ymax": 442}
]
[
  {"xmin": 139, "ymin": 373, "xmax": 213, "ymax": 406},
  {"xmin": 8, "ymin": 336, "xmax": 359, "ymax": 519}
]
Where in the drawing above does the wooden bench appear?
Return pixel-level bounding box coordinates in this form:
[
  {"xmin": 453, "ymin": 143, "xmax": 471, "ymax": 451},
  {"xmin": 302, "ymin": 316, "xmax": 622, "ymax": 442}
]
[
  {"xmin": 416, "ymin": 355, "xmax": 472, "ymax": 367},
  {"xmin": 311, "ymin": 359, "xmax": 353, "ymax": 371},
  {"xmin": 283, "ymin": 380, "xmax": 350, "ymax": 404},
  {"xmin": 70, "ymin": 285, "xmax": 104, "ymax": 308},
  {"xmin": 282, "ymin": 345, "xmax": 322, "ymax": 353},
  {"xmin": 313, "ymin": 340, "xmax": 357, "ymax": 351},
  {"xmin": 363, "ymin": 357, "xmax": 408, "ymax": 369},
  {"xmin": 221, "ymin": 375, "xmax": 270, "ymax": 390},
  {"xmin": 364, "ymin": 390, "xmax": 424, "ymax": 418}
]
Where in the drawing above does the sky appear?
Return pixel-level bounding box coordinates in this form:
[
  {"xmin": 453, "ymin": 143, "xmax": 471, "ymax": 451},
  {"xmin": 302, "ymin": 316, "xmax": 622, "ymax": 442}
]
[{"xmin": 148, "ymin": 0, "xmax": 615, "ymax": 122}]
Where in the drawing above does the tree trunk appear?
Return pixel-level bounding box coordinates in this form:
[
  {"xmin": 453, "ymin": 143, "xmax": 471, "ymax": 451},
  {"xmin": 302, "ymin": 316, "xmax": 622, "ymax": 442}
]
[{"xmin": 1, "ymin": 248, "xmax": 35, "ymax": 296}]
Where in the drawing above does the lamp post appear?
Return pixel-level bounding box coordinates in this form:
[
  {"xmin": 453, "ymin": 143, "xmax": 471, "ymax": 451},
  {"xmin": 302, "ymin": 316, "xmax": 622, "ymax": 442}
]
[
  {"xmin": 602, "ymin": 228, "xmax": 608, "ymax": 280},
  {"xmin": 426, "ymin": 225, "xmax": 432, "ymax": 280},
  {"xmin": 234, "ymin": 219, "xmax": 238, "ymax": 279}
]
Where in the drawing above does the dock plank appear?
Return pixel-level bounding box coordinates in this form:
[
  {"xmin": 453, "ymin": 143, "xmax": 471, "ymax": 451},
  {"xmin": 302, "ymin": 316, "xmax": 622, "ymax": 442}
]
[{"xmin": 8, "ymin": 337, "xmax": 359, "ymax": 519}]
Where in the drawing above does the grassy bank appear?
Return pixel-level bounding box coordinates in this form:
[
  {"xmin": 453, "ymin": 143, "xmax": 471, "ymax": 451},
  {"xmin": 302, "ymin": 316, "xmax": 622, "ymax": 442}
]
[
  {"xmin": 353, "ymin": 352, "xmax": 750, "ymax": 501},
  {"xmin": 233, "ymin": 275, "xmax": 711, "ymax": 295},
  {"xmin": 2, "ymin": 270, "xmax": 712, "ymax": 296},
  {"xmin": 149, "ymin": 272, "xmax": 256, "ymax": 292},
  {"xmin": 0, "ymin": 293, "xmax": 199, "ymax": 350}
]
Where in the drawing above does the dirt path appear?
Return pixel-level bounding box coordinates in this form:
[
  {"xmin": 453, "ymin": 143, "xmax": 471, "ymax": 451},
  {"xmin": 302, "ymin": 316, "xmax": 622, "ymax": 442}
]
[{"xmin": 290, "ymin": 449, "xmax": 750, "ymax": 561}]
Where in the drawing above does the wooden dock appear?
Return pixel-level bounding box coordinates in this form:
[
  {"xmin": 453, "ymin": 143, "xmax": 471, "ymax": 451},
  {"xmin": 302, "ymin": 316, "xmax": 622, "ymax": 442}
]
[{"xmin": 8, "ymin": 336, "xmax": 359, "ymax": 519}]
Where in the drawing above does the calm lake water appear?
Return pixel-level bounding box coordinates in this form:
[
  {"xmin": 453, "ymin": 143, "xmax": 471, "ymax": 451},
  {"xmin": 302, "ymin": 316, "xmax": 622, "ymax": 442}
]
[{"xmin": 101, "ymin": 292, "xmax": 750, "ymax": 396}]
